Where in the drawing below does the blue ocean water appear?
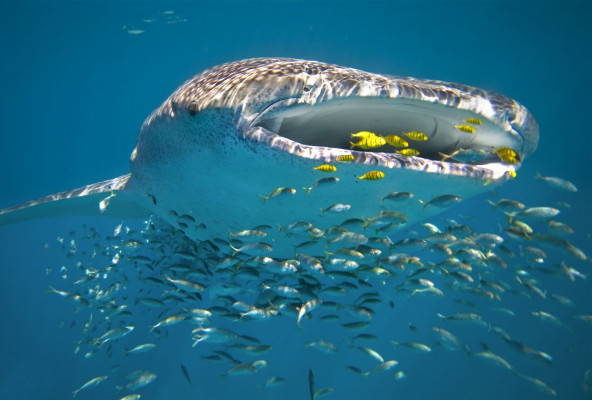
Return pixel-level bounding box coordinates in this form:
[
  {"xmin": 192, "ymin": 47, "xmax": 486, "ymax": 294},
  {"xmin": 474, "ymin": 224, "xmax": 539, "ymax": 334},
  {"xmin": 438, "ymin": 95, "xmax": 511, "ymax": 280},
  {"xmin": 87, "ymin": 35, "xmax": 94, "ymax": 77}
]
[{"xmin": 0, "ymin": 1, "xmax": 590, "ymax": 399}]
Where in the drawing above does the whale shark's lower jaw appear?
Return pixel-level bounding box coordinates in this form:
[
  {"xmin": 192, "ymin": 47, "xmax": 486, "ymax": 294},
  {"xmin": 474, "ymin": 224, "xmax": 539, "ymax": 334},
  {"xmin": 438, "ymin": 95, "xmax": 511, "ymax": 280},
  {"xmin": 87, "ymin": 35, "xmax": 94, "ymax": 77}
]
[{"xmin": 248, "ymin": 97, "xmax": 531, "ymax": 181}]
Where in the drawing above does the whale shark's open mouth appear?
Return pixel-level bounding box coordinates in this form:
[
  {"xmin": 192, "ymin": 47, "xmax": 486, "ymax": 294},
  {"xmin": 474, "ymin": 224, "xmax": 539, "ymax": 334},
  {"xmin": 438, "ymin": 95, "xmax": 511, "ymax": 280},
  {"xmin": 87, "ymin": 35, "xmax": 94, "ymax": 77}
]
[{"xmin": 250, "ymin": 96, "xmax": 530, "ymax": 180}]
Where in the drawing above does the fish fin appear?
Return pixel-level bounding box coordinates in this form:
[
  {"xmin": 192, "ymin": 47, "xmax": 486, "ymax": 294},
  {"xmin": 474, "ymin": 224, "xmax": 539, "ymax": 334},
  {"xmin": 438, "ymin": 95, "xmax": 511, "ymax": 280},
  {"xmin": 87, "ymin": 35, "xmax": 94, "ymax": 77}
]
[
  {"xmin": 419, "ymin": 200, "xmax": 428, "ymax": 210},
  {"xmin": 0, "ymin": 174, "xmax": 152, "ymax": 226}
]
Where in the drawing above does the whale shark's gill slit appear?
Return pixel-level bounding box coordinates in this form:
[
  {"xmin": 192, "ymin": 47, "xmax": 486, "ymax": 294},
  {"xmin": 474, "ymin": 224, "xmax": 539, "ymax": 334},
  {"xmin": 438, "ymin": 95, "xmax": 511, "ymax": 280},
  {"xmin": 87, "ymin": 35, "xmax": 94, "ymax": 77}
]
[{"xmin": 256, "ymin": 99, "xmax": 519, "ymax": 165}]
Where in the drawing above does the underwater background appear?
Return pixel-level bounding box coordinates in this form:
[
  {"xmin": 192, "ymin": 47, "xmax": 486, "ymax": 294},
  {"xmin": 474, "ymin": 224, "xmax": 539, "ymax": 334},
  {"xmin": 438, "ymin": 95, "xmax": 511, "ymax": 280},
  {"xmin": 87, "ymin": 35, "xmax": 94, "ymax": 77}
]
[{"xmin": 0, "ymin": 1, "xmax": 590, "ymax": 399}]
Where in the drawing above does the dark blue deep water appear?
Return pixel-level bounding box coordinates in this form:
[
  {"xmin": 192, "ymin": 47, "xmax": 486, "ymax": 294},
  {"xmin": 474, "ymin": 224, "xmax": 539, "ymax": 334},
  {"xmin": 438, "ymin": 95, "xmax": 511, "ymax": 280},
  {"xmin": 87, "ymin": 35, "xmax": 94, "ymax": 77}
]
[{"xmin": 0, "ymin": 1, "xmax": 590, "ymax": 399}]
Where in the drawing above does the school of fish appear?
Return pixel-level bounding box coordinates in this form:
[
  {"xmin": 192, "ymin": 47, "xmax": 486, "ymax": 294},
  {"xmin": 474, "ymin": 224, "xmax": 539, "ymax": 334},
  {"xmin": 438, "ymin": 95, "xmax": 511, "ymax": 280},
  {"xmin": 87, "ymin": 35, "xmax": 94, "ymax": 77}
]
[{"xmin": 43, "ymin": 155, "xmax": 590, "ymax": 399}]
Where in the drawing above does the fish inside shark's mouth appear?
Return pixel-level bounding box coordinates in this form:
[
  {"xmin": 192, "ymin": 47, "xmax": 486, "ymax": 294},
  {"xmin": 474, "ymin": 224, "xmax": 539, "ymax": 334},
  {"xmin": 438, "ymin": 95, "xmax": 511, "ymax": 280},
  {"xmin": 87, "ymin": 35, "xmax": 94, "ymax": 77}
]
[{"xmin": 252, "ymin": 98, "xmax": 525, "ymax": 168}]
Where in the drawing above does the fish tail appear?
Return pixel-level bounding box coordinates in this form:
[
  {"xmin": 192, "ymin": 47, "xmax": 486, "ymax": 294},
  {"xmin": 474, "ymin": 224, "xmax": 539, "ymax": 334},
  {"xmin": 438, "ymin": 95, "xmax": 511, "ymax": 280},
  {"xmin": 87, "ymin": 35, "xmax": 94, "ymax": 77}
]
[
  {"xmin": 534, "ymin": 171, "xmax": 543, "ymax": 180},
  {"xmin": 362, "ymin": 218, "xmax": 371, "ymax": 230},
  {"xmin": 303, "ymin": 187, "xmax": 312, "ymax": 195},
  {"xmin": 258, "ymin": 194, "xmax": 268, "ymax": 204},
  {"xmin": 419, "ymin": 200, "xmax": 428, "ymax": 210},
  {"xmin": 229, "ymin": 243, "xmax": 240, "ymax": 255},
  {"xmin": 72, "ymin": 389, "xmax": 79, "ymax": 398},
  {"xmin": 319, "ymin": 208, "xmax": 325, "ymax": 215},
  {"xmin": 192, "ymin": 336, "xmax": 205, "ymax": 347},
  {"xmin": 438, "ymin": 152, "xmax": 451, "ymax": 161},
  {"xmin": 504, "ymin": 212, "xmax": 515, "ymax": 224},
  {"xmin": 436, "ymin": 313, "xmax": 446, "ymax": 319}
]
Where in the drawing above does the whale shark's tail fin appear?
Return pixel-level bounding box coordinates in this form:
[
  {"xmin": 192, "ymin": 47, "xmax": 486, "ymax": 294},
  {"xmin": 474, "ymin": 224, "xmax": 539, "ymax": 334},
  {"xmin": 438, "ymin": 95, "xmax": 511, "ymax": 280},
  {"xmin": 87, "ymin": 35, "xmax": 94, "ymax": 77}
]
[{"xmin": 0, "ymin": 174, "xmax": 152, "ymax": 226}]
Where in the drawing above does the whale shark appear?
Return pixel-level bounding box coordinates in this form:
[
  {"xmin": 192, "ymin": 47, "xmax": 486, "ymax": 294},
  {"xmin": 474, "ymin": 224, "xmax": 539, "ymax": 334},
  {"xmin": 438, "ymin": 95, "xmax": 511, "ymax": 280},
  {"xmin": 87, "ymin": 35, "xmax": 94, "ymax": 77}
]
[{"xmin": 0, "ymin": 58, "xmax": 538, "ymax": 257}]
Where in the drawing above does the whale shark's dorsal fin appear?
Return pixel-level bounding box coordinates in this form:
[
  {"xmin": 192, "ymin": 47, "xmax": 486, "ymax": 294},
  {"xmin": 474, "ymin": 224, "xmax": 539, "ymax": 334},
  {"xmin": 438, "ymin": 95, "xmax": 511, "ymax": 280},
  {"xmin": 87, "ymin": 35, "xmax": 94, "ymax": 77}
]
[{"xmin": 0, "ymin": 174, "xmax": 151, "ymax": 225}]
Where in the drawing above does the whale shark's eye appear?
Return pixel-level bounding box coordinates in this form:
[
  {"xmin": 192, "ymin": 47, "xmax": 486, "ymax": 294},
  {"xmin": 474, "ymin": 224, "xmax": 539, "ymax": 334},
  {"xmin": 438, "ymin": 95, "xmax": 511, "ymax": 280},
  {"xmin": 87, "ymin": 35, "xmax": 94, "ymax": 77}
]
[{"xmin": 188, "ymin": 101, "xmax": 198, "ymax": 116}]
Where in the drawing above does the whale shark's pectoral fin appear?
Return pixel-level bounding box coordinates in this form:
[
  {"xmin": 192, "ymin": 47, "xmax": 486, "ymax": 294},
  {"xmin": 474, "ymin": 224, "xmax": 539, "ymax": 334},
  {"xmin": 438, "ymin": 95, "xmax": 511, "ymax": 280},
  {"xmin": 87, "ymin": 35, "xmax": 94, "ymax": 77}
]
[{"xmin": 0, "ymin": 174, "xmax": 152, "ymax": 226}]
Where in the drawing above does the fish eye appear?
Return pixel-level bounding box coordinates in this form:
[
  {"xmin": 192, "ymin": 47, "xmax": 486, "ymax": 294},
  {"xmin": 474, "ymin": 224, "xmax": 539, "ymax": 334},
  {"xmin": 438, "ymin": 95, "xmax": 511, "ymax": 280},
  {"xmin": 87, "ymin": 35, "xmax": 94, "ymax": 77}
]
[{"xmin": 303, "ymin": 85, "xmax": 312, "ymax": 93}]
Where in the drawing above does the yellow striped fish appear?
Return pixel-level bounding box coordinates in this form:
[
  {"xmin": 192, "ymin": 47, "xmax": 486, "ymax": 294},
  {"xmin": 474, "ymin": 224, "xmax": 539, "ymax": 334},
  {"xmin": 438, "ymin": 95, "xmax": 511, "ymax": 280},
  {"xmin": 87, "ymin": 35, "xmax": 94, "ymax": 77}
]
[
  {"xmin": 454, "ymin": 125, "xmax": 476, "ymax": 134},
  {"xmin": 335, "ymin": 154, "xmax": 355, "ymax": 162},
  {"xmin": 383, "ymin": 135, "xmax": 408, "ymax": 147},
  {"xmin": 356, "ymin": 171, "xmax": 385, "ymax": 181},
  {"xmin": 350, "ymin": 131, "xmax": 386, "ymax": 150},
  {"xmin": 494, "ymin": 147, "xmax": 520, "ymax": 164},
  {"xmin": 313, "ymin": 164, "xmax": 337, "ymax": 172},
  {"xmin": 397, "ymin": 149, "xmax": 420, "ymax": 157},
  {"xmin": 403, "ymin": 131, "xmax": 428, "ymax": 141},
  {"xmin": 463, "ymin": 118, "xmax": 483, "ymax": 125}
]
